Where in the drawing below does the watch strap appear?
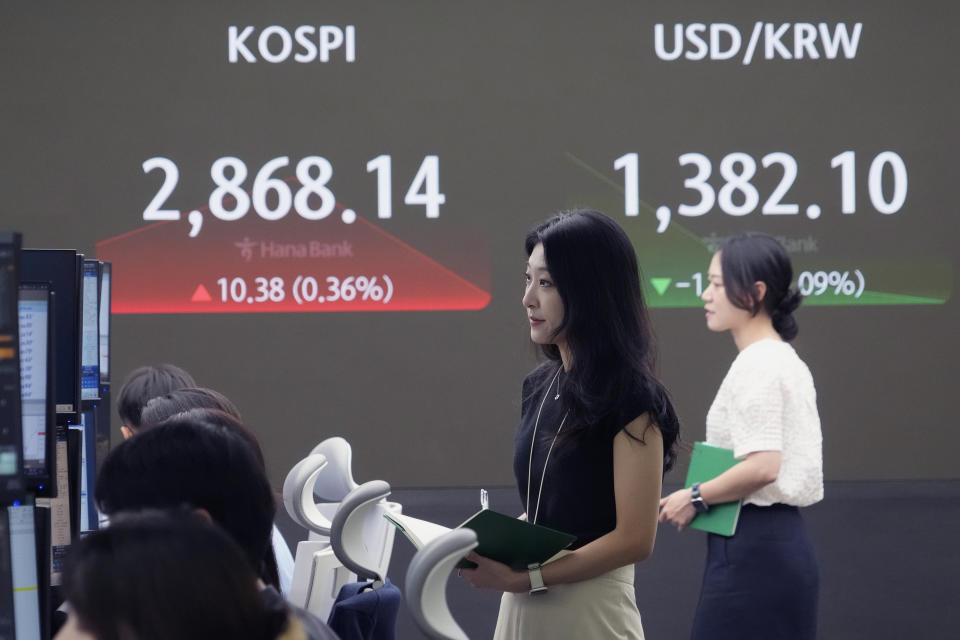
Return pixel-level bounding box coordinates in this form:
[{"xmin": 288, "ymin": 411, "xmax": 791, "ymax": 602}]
[
  {"xmin": 691, "ymin": 482, "xmax": 710, "ymax": 514},
  {"xmin": 527, "ymin": 563, "xmax": 547, "ymax": 595}
]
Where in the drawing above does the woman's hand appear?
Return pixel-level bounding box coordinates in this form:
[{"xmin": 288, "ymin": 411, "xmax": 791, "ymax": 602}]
[
  {"xmin": 658, "ymin": 489, "xmax": 696, "ymax": 531},
  {"xmin": 458, "ymin": 552, "xmax": 529, "ymax": 593}
]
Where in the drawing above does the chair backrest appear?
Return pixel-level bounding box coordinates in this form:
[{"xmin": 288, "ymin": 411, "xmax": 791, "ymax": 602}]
[
  {"xmin": 282, "ymin": 437, "xmax": 361, "ymax": 535},
  {"xmin": 330, "ymin": 480, "xmax": 394, "ymax": 583},
  {"xmin": 405, "ymin": 528, "xmax": 478, "ymax": 640},
  {"xmin": 311, "ymin": 436, "xmax": 360, "ymax": 501},
  {"xmin": 282, "ymin": 453, "xmax": 335, "ymax": 535},
  {"xmin": 288, "ymin": 541, "xmax": 355, "ymax": 619}
]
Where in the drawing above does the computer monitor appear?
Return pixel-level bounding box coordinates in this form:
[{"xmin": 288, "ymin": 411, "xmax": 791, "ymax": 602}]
[
  {"xmin": 0, "ymin": 505, "xmax": 16, "ymax": 639},
  {"xmin": 20, "ymin": 250, "xmax": 82, "ymax": 425},
  {"xmin": 0, "ymin": 232, "xmax": 25, "ymax": 502},
  {"xmin": 77, "ymin": 409, "xmax": 99, "ymax": 532},
  {"xmin": 36, "ymin": 427, "xmax": 72, "ymax": 589},
  {"xmin": 6, "ymin": 505, "xmax": 42, "ymax": 640},
  {"xmin": 18, "ymin": 283, "xmax": 56, "ymax": 497},
  {"xmin": 80, "ymin": 260, "xmax": 100, "ymax": 401},
  {"xmin": 93, "ymin": 386, "xmax": 111, "ymax": 514},
  {"xmin": 98, "ymin": 262, "xmax": 111, "ymax": 384}
]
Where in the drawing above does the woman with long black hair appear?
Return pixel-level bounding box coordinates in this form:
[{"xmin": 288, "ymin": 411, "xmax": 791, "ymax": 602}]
[
  {"xmin": 659, "ymin": 232, "xmax": 823, "ymax": 639},
  {"xmin": 461, "ymin": 210, "xmax": 679, "ymax": 639}
]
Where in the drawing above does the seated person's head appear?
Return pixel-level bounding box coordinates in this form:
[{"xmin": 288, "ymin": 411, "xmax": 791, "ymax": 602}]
[
  {"xmin": 95, "ymin": 413, "xmax": 275, "ymax": 584},
  {"xmin": 143, "ymin": 402, "xmax": 268, "ymax": 476},
  {"xmin": 57, "ymin": 509, "xmax": 288, "ymax": 640},
  {"xmin": 141, "ymin": 386, "xmax": 242, "ymax": 425},
  {"xmin": 129, "ymin": 396, "xmax": 280, "ymax": 589},
  {"xmin": 116, "ymin": 364, "xmax": 196, "ymax": 439}
]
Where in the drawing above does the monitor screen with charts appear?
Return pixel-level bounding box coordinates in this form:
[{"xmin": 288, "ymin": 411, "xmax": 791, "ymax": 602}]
[{"xmin": 18, "ymin": 283, "xmax": 54, "ymax": 495}]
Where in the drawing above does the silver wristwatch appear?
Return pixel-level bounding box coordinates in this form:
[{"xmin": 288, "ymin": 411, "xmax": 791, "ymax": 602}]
[{"xmin": 527, "ymin": 563, "xmax": 548, "ymax": 595}]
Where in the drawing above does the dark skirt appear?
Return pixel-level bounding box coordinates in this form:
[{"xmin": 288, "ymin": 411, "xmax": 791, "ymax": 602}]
[{"xmin": 690, "ymin": 504, "xmax": 819, "ymax": 640}]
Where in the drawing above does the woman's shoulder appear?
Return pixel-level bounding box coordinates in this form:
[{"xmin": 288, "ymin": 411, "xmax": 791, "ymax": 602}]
[
  {"xmin": 524, "ymin": 360, "xmax": 556, "ymax": 382},
  {"xmin": 731, "ymin": 339, "xmax": 796, "ymax": 374},
  {"xmin": 521, "ymin": 361, "xmax": 559, "ymax": 413},
  {"xmin": 617, "ymin": 377, "xmax": 670, "ymax": 429},
  {"xmin": 728, "ymin": 339, "xmax": 815, "ymax": 393}
]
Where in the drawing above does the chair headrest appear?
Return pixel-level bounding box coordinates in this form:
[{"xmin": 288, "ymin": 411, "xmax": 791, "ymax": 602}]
[
  {"xmin": 405, "ymin": 528, "xmax": 478, "ymax": 640},
  {"xmin": 330, "ymin": 480, "xmax": 392, "ymax": 582},
  {"xmin": 310, "ymin": 437, "xmax": 359, "ymax": 502},
  {"xmin": 282, "ymin": 453, "xmax": 334, "ymax": 535}
]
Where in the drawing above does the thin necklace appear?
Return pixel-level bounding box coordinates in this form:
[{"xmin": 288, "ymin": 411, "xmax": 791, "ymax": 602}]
[{"xmin": 526, "ymin": 366, "xmax": 568, "ymax": 524}]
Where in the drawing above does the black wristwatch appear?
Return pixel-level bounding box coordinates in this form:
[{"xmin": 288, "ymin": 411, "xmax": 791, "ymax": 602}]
[{"xmin": 690, "ymin": 482, "xmax": 710, "ymax": 514}]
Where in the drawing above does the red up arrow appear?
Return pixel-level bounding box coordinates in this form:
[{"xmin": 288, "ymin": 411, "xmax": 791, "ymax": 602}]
[{"xmin": 191, "ymin": 284, "xmax": 212, "ymax": 302}]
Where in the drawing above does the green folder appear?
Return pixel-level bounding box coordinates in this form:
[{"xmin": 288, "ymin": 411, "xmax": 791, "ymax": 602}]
[
  {"xmin": 684, "ymin": 442, "xmax": 742, "ymax": 537},
  {"xmin": 385, "ymin": 509, "xmax": 576, "ymax": 571}
]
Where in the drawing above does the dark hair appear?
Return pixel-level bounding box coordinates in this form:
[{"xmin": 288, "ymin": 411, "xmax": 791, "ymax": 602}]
[
  {"xmin": 62, "ymin": 510, "xmax": 287, "ymax": 640},
  {"xmin": 719, "ymin": 232, "xmax": 803, "ymax": 341},
  {"xmin": 525, "ymin": 210, "xmax": 679, "ymax": 471},
  {"xmin": 141, "ymin": 387, "xmax": 241, "ymax": 426},
  {"xmin": 117, "ymin": 364, "xmax": 196, "ymax": 428},
  {"xmin": 95, "ymin": 415, "xmax": 276, "ymax": 584},
  {"xmin": 140, "ymin": 403, "xmax": 279, "ymax": 588},
  {"xmin": 143, "ymin": 403, "xmax": 263, "ymax": 468}
]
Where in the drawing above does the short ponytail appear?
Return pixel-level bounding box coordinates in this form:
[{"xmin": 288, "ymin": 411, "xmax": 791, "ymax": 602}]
[
  {"xmin": 719, "ymin": 233, "xmax": 803, "ymax": 342},
  {"xmin": 771, "ymin": 288, "xmax": 803, "ymax": 341}
]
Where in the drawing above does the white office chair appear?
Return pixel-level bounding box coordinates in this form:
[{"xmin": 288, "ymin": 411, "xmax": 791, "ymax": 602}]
[
  {"xmin": 283, "ymin": 452, "xmax": 337, "ymax": 536},
  {"xmin": 283, "ymin": 437, "xmax": 361, "ymax": 537},
  {"xmin": 405, "ymin": 528, "xmax": 478, "ymax": 640},
  {"xmin": 325, "ymin": 481, "xmax": 403, "ymax": 638},
  {"xmin": 310, "ymin": 436, "xmax": 360, "ymax": 502},
  {"xmin": 283, "ymin": 442, "xmax": 400, "ymax": 619},
  {"xmin": 330, "ymin": 480, "xmax": 396, "ymax": 585}
]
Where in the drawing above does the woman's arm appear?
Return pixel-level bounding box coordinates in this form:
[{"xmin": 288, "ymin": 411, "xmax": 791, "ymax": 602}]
[
  {"xmin": 463, "ymin": 415, "xmax": 664, "ymax": 592},
  {"xmin": 658, "ymin": 450, "xmax": 781, "ymax": 531}
]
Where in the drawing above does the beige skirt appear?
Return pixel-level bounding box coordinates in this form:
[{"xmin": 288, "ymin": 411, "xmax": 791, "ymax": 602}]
[{"xmin": 493, "ymin": 560, "xmax": 645, "ymax": 640}]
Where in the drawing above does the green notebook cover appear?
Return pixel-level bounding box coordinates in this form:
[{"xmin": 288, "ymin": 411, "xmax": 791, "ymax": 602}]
[
  {"xmin": 459, "ymin": 509, "xmax": 577, "ymax": 571},
  {"xmin": 684, "ymin": 442, "xmax": 742, "ymax": 537},
  {"xmin": 385, "ymin": 509, "xmax": 576, "ymax": 571}
]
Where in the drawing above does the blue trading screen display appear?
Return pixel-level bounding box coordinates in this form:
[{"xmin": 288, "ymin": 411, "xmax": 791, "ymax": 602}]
[
  {"xmin": 77, "ymin": 409, "xmax": 99, "ymax": 532},
  {"xmin": 98, "ymin": 266, "xmax": 110, "ymax": 382},
  {"xmin": 80, "ymin": 262, "xmax": 99, "ymax": 400}
]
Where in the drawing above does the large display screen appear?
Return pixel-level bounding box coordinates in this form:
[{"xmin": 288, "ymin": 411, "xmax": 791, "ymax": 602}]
[{"xmin": 2, "ymin": 2, "xmax": 957, "ymax": 484}]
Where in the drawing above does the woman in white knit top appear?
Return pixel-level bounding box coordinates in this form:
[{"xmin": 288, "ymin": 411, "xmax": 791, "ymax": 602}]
[{"xmin": 660, "ymin": 233, "xmax": 823, "ymax": 639}]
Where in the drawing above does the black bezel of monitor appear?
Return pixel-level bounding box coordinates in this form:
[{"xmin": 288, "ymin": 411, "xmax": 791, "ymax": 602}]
[{"xmin": 20, "ymin": 249, "xmax": 82, "ymax": 426}]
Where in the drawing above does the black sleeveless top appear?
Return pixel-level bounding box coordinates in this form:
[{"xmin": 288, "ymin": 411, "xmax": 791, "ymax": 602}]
[{"xmin": 513, "ymin": 363, "xmax": 654, "ymax": 549}]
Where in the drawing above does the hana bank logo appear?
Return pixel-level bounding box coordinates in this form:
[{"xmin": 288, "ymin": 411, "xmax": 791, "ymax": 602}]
[{"xmin": 234, "ymin": 237, "xmax": 354, "ymax": 262}]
